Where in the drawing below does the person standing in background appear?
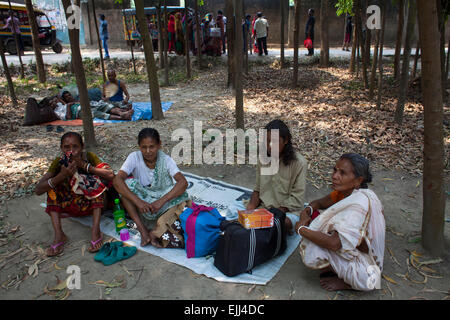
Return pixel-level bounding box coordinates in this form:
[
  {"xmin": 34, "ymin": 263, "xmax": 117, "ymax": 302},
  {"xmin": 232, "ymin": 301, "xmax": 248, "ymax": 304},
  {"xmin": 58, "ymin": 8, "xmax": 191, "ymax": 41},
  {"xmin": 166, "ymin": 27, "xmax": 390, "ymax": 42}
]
[
  {"xmin": 218, "ymin": 10, "xmax": 227, "ymax": 54},
  {"xmin": 99, "ymin": 14, "xmax": 110, "ymax": 59},
  {"xmin": 254, "ymin": 12, "xmax": 269, "ymax": 56},
  {"xmin": 305, "ymin": 8, "xmax": 315, "ymax": 56},
  {"xmin": 343, "ymin": 16, "xmax": 352, "ymax": 51},
  {"xmin": 1, "ymin": 10, "xmax": 24, "ymax": 56},
  {"xmin": 243, "ymin": 14, "xmax": 251, "ymax": 54}
]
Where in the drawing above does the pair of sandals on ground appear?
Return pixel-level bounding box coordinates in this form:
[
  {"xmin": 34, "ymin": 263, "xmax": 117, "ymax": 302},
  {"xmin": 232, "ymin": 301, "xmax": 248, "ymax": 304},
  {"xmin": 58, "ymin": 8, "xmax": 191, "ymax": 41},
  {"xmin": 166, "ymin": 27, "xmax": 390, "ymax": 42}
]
[
  {"xmin": 47, "ymin": 233, "xmax": 137, "ymax": 265},
  {"xmin": 46, "ymin": 233, "xmax": 105, "ymax": 257}
]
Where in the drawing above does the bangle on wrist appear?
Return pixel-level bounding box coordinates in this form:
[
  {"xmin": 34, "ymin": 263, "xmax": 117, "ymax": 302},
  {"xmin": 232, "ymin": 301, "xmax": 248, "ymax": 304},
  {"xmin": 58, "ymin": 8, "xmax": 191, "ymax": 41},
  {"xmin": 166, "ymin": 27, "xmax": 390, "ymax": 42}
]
[
  {"xmin": 297, "ymin": 225, "xmax": 308, "ymax": 235},
  {"xmin": 48, "ymin": 178, "xmax": 55, "ymax": 189},
  {"xmin": 305, "ymin": 205, "xmax": 314, "ymax": 217},
  {"xmin": 86, "ymin": 163, "xmax": 91, "ymax": 173}
]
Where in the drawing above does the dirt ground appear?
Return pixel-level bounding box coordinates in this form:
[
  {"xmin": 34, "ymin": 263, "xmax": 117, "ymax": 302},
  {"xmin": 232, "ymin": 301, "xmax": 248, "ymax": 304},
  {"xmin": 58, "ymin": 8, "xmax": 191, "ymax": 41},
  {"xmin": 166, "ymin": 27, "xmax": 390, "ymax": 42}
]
[{"xmin": 0, "ymin": 56, "xmax": 449, "ymax": 300}]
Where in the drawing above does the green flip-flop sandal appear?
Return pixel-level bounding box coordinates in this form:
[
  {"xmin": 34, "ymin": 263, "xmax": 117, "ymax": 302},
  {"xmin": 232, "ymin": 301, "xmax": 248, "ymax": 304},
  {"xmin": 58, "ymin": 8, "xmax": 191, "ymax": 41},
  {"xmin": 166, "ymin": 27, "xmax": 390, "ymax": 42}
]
[
  {"xmin": 121, "ymin": 245, "xmax": 137, "ymax": 261},
  {"xmin": 102, "ymin": 243, "xmax": 137, "ymax": 266},
  {"xmin": 102, "ymin": 244, "xmax": 124, "ymax": 266},
  {"xmin": 94, "ymin": 242, "xmax": 112, "ymax": 262}
]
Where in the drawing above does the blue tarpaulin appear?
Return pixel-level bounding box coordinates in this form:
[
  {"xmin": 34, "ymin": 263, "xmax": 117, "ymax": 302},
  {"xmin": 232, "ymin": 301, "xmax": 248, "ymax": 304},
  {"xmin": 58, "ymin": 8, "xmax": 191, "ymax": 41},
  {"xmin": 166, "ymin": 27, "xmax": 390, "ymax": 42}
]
[{"xmin": 93, "ymin": 101, "xmax": 173, "ymax": 123}]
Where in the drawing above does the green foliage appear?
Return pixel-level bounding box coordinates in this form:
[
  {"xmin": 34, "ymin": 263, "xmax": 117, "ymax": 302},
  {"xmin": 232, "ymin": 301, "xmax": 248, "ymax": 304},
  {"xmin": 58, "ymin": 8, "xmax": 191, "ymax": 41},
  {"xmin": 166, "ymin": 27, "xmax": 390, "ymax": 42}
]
[{"xmin": 335, "ymin": 0, "xmax": 353, "ymax": 16}]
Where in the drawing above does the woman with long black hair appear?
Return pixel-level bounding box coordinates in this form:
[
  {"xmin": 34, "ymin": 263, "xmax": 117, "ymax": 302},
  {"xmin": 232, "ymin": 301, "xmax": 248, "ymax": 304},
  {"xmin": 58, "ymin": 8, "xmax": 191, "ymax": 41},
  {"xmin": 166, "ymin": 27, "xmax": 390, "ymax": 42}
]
[{"xmin": 246, "ymin": 119, "xmax": 308, "ymax": 232}]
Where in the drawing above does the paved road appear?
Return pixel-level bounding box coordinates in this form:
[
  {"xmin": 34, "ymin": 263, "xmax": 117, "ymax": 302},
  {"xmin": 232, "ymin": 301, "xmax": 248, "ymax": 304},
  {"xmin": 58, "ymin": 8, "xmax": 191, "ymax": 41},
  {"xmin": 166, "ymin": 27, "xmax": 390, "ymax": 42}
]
[{"xmin": 2, "ymin": 46, "xmax": 402, "ymax": 66}]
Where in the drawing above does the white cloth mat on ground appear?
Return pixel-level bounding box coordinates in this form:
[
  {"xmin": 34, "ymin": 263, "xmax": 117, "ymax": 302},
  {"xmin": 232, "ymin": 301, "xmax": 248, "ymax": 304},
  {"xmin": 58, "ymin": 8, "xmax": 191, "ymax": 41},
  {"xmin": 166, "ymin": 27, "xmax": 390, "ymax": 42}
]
[{"xmin": 69, "ymin": 172, "xmax": 302, "ymax": 285}]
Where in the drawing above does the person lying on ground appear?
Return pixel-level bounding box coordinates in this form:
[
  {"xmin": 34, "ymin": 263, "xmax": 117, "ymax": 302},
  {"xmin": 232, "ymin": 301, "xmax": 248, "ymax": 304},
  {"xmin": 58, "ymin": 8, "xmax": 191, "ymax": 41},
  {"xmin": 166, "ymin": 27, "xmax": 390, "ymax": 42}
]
[
  {"xmin": 296, "ymin": 153, "xmax": 385, "ymax": 292},
  {"xmin": 246, "ymin": 119, "xmax": 308, "ymax": 234},
  {"xmin": 102, "ymin": 70, "xmax": 131, "ymax": 108},
  {"xmin": 113, "ymin": 128, "xmax": 191, "ymax": 248},
  {"xmin": 59, "ymin": 91, "xmax": 133, "ymax": 121},
  {"xmin": 35, "ymin": 132, "xmax": 115, "ymax": 257}
]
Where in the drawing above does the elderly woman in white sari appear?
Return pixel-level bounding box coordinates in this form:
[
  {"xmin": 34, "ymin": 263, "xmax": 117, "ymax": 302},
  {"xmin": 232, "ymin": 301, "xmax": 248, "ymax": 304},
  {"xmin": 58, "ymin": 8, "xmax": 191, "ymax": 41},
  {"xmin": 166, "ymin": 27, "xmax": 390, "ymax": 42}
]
[{"xmin": 295, "ymin": 153, "xmax": 385, "ymax": 291}]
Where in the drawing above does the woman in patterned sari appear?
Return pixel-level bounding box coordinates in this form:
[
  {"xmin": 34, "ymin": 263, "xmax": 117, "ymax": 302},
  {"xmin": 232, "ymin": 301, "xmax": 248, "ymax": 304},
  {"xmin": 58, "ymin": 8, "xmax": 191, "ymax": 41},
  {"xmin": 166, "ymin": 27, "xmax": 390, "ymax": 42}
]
[
  {"xmin": 295, "ymin": 153, "xmax": 385, "ymax": 291},
  {"xmin": 35, "ymin": 132, "xmax": 114, "ymax": 256},
  {"xmin": 113, "ymin": 128, "xmax": 190, "ymax": 248}
]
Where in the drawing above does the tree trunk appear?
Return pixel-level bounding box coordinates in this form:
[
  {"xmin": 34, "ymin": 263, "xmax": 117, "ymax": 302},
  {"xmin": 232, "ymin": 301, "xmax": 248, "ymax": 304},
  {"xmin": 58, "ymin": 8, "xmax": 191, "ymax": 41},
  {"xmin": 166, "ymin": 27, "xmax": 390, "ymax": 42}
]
[
  {"xmin": 355, "ymin": 0, "xmax": 367, "ymax": 86},
  {"xmin": 135, "ymin": 0, "xmax": 163, "ymax": 120},
  {"xmin": 446, "ymin": 35, "xmax": 450, "ymax": 82},
  {"xmin": 91, "ymin": 0, "xmax": 106, "ymax": 83},
  {"xmin": 395, "ymin": 0, "xmax": 416, "ymax": 125},
  {"xmin": 280, "ymin": 0, "xmax": 286, "ymax": 68},
  {"xmin": 194, "ymin": 1, "xmax": 202, "ymax": 68},
  {"xmin": 412, "ymin": 40, "xmax": 420, "ymax": 79},
  {"xmin": 185, "ymin": 6, "xmax": 191, "ymax": 79},
  {"xmin": 342, "ymin": 13, "xmax": 348, "ymax": 49},
  {"xmin": 355, "ymin": 0, "xmax": 368, "ymax": 88},
  {"xmin": 369, "ymin": 28, "xmax": 380, "ymax": 100},
  {"xmin": 376, "ymin": 0, "xmax": 386, "ymax": 110},
  {"xmin": 417, "ymin": 0, "xmax": 445, "ymax": 257},
  {"xmin": 226, "ymin": 0, "xmax": 235, "ymax": 88},
  {"xmin": 0, "ymin": 39, "xmax": 17, "ymax": 106},
  {"xmin": 436, "ymin": 0, "xmax": 446, "ymax": 102},
  {"xmin": 356, "ymin": 28, "xmax": 360, "ymax": 78},
  {"xmin": 349, "ymin": 18, "xmax": 357, "ymax": 72},
  {"xmin": 156, "ymin": 5, "xmax": 164, "ymax": 69},
  {"xmin": 243, "ymin": 0, "xmax": 248, "ymax": 75},
  {"xmin": 86, "ymin": 0, "xmax": 93, "ymax": 45},
  {"xmin": 163, "ymin": 0, "xmax": 169, "ymax": 85},
  {"xmin": 364, "ymin": 28, "xmax": 371, "ymax": 78},
  {"xmin": 319, "ymin": 0, "xmax": 329, "ymax": 67},
  {"xmin": 7, "ymin": 0, "xmax": 24, "ymax": 79},
  {"xmin": 234, "ymin": 0, "xmax": 244, "ymax": 130},
  {"xmin": 394, "ymin": 0, "xmax": 405, "ymax": 80},
  {"xmin": 122, "ymin": 2, "xmax": 137, "ymax": 75},
  {"xmin": 292, "ymin": 0, "xmax": 300, "ymax": 87},
  {"xmin": 25, "ymin": 0, "xmax": 46, "ymax": 83},
  {"xmin": 62, "ymin": 0, "xmax": 96, "ymax": 148}
]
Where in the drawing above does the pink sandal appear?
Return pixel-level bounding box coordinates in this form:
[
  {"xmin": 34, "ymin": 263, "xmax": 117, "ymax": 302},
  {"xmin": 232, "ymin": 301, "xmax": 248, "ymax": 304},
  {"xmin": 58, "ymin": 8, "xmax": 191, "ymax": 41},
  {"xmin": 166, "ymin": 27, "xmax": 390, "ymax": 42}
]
[
  {"xmin": 46, "ymin": 241, "xmax": 65, "ymax": 257},
  {"xmin": 88, "ymin": 237, "xmax": 103, "ymax": 253}
]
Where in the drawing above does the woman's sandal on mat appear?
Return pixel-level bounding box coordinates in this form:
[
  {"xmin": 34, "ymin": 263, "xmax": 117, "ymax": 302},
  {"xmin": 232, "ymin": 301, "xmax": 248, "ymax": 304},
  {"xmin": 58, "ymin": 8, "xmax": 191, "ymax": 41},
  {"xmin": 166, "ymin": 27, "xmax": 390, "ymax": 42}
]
[{"xmin": 88, "ymin": 237, "xmax": 103, "ymax": 253}]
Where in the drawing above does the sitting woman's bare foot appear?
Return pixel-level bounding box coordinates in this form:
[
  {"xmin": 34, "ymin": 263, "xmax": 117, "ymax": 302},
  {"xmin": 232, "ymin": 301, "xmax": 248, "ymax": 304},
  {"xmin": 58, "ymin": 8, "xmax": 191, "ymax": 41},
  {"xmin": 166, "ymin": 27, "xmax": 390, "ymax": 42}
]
[
  {"xmin": 319, "ymin": 277, "xmax": 352, "ymax": 291},
  {"xmin": 319, "ymin": 266, "xmax": 337, "ymax": 278},
  {"xmin": 149, "ymin": 231, "xmax": 163, "ymax": 248},
  {"xmin": 140, "ymin": 233, "xmax": 152, "ymax": 247}
]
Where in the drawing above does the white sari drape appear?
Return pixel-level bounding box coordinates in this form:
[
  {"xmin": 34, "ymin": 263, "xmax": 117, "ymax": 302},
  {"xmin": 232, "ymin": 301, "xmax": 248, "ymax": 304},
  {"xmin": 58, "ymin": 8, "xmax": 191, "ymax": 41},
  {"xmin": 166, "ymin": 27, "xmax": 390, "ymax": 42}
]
[{"xmin": 299, "ymin": 189, "xmax": 385, "ymax": 291}]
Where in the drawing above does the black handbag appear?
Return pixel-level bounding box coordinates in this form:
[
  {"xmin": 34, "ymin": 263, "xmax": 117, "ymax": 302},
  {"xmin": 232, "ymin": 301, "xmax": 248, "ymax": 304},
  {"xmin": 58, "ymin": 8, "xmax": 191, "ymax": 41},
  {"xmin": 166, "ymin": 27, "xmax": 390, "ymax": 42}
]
[{"xmin": 213, "ymin": 207, "xmax": 287, "ymax": 277}]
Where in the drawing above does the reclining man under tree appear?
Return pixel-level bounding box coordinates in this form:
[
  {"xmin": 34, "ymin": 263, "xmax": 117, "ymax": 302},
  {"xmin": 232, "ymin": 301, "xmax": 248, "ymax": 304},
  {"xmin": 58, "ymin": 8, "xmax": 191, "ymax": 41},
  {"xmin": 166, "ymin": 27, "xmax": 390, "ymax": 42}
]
[{"xmin": 52, "ymin": 91, "xmax": 134, "ymax": 121}]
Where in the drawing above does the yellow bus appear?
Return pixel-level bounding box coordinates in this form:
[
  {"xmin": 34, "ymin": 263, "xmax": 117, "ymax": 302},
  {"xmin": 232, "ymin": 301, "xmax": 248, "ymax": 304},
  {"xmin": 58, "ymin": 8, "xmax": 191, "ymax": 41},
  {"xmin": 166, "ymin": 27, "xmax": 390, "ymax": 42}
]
[
  {"xmin": 0, "ymin": 1, "xmax": 62, "ymax": 54},
  {"xmin": 122, "ymin": 6, "xmax": 186, "ymax": 45}
]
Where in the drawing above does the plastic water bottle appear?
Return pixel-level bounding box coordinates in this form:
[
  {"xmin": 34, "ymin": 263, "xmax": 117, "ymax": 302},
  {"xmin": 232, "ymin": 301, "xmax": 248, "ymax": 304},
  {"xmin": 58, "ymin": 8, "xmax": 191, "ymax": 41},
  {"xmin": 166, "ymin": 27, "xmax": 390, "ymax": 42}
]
[{"xmin": 113, "ymin": 199, "xmax": 127, "ymax": 234}]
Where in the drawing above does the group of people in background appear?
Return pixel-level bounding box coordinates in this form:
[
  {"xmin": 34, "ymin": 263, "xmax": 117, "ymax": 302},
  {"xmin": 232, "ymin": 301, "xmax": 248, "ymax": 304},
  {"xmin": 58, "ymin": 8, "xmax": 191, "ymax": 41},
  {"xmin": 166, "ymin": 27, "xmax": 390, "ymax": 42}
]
[{"xmin": 97, "ymin": 7, "xmax": 324, "ymax": 59}]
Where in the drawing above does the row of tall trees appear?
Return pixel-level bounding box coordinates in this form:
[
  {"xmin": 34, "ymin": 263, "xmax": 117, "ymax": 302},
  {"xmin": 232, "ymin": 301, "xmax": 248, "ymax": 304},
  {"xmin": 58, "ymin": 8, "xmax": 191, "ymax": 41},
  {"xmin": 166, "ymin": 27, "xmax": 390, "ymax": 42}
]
[
  {"xmin": 0, "ymin": 0, "xmax": 445, "ymax": 256},
  {"xmin": 334, "ymin": 0, "xmax": 446, "ymax": 256}
]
